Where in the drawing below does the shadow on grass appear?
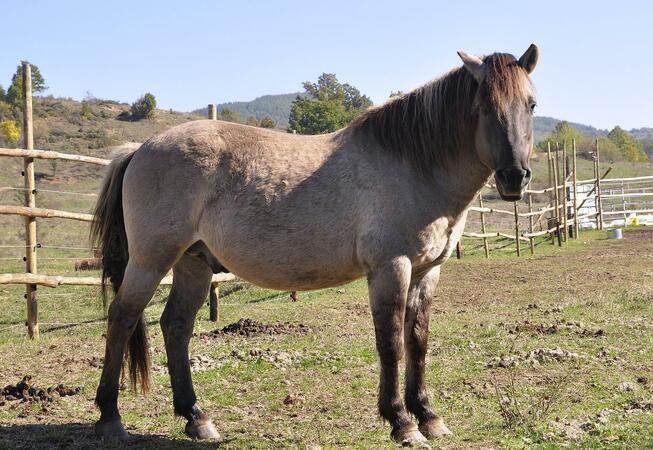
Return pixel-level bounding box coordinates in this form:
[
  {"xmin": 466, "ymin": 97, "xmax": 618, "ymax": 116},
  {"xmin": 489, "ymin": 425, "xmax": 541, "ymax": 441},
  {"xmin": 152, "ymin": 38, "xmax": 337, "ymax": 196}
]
[
  {"xmin": 0, "ymin": 422, "xmax": 225, "ymax": 450},
  {"xmin": 41, "ymin": 318, "xmax": 105, "ymax": 334},
  {"xmin": 245, "ymin": 292, "xmax": 291, "ymax": 304}
]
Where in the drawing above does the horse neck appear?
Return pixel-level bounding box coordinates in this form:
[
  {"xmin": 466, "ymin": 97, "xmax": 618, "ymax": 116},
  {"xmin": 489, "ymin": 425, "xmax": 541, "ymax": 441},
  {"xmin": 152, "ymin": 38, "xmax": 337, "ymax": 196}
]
[{"xmin": 431, "ymin": 144, "xmax": 493, "ymax": 214}]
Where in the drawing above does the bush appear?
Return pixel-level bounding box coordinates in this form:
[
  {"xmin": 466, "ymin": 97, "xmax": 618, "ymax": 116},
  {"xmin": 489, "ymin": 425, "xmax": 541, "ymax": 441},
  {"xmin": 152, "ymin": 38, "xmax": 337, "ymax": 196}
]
[
  {"xmin": 130, "ymin": 93, "xmax": 156, "ymax": 120},
  {"xmin": 0, "ymin": 120, "xmax": 20, "ymax": 143},
  {"xmin": 81, "ymin": 102, "xmax": 93, "ymax": 119},
  {"xmin": 259, "ymin": 116, "xmax": 277, "ymax": 128}
]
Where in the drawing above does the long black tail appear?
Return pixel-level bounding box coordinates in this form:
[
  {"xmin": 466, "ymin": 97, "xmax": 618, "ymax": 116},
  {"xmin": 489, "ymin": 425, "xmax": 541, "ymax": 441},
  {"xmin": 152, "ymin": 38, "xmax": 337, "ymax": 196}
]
[{"xmin": 91, "ymin": 151, "xmax": 150, "ymax": 393}]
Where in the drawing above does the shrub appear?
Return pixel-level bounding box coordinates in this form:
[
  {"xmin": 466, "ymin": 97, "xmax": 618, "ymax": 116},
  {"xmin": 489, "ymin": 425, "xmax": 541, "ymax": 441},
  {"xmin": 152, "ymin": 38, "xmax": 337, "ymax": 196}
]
[
  {"xmin": 0, "ymin": 119, "xmax": 20, "ymax": 143},
  {"xmin": 259, "ymin": 116, "xmax": 277, "ymax": 128},
  {"xmin": 130, "ymin": 93, "xmax": 156, "ymax": 120}
]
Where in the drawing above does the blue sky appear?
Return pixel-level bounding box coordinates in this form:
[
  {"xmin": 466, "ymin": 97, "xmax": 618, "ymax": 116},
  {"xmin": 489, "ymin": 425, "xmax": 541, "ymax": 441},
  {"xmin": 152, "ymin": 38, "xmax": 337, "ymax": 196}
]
[{"xmin": 2, "ymin": 1, "xmax": 651, "ymax": 129}]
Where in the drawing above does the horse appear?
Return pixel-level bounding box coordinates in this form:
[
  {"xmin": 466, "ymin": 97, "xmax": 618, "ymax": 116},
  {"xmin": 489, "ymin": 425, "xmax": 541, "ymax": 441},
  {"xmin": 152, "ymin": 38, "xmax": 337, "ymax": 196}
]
[{"xmin": 91, "ymin": 44, "xmax": 538, "ymax": 446}]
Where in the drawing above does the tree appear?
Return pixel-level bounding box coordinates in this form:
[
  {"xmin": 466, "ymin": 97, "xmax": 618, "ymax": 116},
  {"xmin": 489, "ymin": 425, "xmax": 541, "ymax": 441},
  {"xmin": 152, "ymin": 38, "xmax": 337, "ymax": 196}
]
[
  {"xmin": 0, "ymin": 85, "xmax": 5, "ymax": 102},
  {"xmin": 130, "ymin": 93, "xmax": 156, "ymax": 120},
  {"xmin": 607, "ymin": 126, "xmax": 647, "ymax": 162},
  {"xmin": 0, "ymin": 120, "xmax": 21, "ymax": 143},
  {"xmin": 640, "ymin": 138, "xmax": 653, "ymax": 160},
  {"xmin": 6, "ymin": 61, "xmax": 47, "ymax": 108},
  {"xmin": 537, "ymin": 121, "xmax": 585, "ymax": 152},
  {"xmin": 259, "ymin": 116, "xmax": 276, "ymax": 128},
  {"xmin": 288, "ymin": 73, "xmax": 372, "ymax": 134}
]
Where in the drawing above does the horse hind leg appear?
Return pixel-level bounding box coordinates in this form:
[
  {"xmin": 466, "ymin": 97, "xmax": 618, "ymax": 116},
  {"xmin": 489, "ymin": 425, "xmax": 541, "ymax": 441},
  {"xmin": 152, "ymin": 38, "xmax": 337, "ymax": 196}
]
[
  {"xmin": 404, "ymin": 266, "xmax": 453, "ymax": 439},
  {"xmin": 95, "ymin": 260, "xmax": 169, "ymax": 440},
  {"xmin": 160, "ymin": 251, "xmax": 219, "ymax": 440}
]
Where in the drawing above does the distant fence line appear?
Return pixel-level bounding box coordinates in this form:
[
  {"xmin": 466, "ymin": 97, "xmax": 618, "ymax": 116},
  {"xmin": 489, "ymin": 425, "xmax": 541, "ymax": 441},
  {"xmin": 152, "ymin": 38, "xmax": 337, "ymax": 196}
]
[{"xmin": 458, "ymin": 140, "xmax": 653, "ymax": 258}]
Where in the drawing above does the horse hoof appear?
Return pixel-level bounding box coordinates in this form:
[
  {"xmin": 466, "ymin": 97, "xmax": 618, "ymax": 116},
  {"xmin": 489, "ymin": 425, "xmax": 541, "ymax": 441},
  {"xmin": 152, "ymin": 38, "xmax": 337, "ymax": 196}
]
[
  {"xmin": 185, "ymin": 418, "xmax": 221, "ymax": 440},
  {"xmin": 391, "ymin": 423, "xmax": 430, "ymax": 448},
  {"xmin": 419, "ymin": 417, "xmax": 453, "ymax": 439},
  {"xmin": 94, "ymin": 419, "xmax": 129, "ymax": 441}
]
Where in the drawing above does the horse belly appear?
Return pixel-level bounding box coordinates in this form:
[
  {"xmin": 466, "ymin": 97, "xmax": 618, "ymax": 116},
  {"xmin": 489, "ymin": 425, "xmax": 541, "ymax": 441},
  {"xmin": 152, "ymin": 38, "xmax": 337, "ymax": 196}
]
[{"xmin": 200, "ymin": 202, "xmax": 364, "ymax": 291}]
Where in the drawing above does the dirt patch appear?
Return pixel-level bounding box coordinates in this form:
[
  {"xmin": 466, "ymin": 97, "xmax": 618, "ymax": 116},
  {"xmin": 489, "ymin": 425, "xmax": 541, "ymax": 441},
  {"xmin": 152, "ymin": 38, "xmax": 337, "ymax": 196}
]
[
  {"xmin": 283, "ymin": 392, "xmax": 305, "ymax": 406},
  {"xmin": 1, "ymin": 376, "xmax": 81, "ymax": 406},
  {"xmin": 547, "ymin": 397, "xmax": 653, "ymax": 442},
  {"xmin": 487, "ymin": 347, "xmax": 583, "ymax": 369},
  {"xmin": 199, "ymin": 318, "xmax": 312, "ymax": 338},
  {"xmin": 241, "ymin": 347, "xmax": 302, "ymax": 369},
  {"xmin": 508, "ymin": 319, "xmax": 605, "ymax": 337},
  {"xmin": 154, "ymin": 347, "xmax": 303, "ymax": 374},
  {"xmin": 525, "ymin": 303, "xmax": 564, "ymax": 314}
]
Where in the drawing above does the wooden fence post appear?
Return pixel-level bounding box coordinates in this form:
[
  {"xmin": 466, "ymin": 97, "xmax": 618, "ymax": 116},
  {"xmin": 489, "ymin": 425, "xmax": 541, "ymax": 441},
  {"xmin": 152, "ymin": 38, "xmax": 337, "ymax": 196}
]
[
  {"xmin": 208, "ymin": 104, "xmax": 217, "ymax": 120},
  {"xmin": 528, "ymin": 193, "xmax": 535, "ymax": 255},
  {"xmin": 209, "ymin": 282, "xmax": 219, "ymax": 322},
  {"xmin": 552, "ymin": 143, "xmax": 562, "ymax": 246},
  {"xmin": 513, "ymin": 202, "xmax": 521, "ymax": 256},
  {"xmin": 22, "ymin": 63, "xmax": 38, "ymax": 339},
  {"xmin": 547, "ymin": 142, "xmax": 555, "ymax": 244},
  {"xmin": 595, "ymin": 139, "xmax": 604, "ymax": 230},
  {"xmin": 572, "ymin": 139, "xmax": 579, "ymax": 239},
  {"xmin": 478, "ymin": 192, "xmax": 489, "ymax": 258},
  {"xmin": 562, "ymin": 141, "xmax": 568, "ymax": 242}
]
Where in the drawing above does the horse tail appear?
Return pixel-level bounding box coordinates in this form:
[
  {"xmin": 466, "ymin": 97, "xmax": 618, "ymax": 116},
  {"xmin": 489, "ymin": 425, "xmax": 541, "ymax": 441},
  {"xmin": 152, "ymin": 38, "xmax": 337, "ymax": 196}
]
[{"xmin": 91, "ymin": 150, "xmax": 150, "ymax": 393}]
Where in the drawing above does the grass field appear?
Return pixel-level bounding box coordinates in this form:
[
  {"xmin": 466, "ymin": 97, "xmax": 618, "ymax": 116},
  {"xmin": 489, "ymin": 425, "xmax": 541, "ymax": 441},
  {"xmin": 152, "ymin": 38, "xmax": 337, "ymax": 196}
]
[{"xmin": 0, "ymin": 227, "xmax": 652, "ymax": 449}]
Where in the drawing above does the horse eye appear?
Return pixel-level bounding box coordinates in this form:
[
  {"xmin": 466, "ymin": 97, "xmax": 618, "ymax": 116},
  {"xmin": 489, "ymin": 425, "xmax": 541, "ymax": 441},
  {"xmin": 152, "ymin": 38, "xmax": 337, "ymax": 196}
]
[{"xmin": 529, "ymin": 102, "xmax": 537, "ymax": 113}]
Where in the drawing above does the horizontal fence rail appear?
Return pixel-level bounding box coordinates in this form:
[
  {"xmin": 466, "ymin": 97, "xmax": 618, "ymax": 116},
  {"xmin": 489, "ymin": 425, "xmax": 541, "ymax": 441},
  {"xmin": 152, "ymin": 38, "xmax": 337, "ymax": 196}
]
[
  {"xmin": 0, "ymin": 272, "xmax": 235, "ymax": 288},
  {"xmin": 0, "ymin": 147, "xmax": 110, "ymax": 165}
]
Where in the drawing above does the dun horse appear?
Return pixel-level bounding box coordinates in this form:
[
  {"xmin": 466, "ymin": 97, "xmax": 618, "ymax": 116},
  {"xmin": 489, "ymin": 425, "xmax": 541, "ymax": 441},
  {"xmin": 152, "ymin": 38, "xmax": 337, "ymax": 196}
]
[{"xmin": 92, "ymin": 45, "xmax": 538, "ymax": 446}]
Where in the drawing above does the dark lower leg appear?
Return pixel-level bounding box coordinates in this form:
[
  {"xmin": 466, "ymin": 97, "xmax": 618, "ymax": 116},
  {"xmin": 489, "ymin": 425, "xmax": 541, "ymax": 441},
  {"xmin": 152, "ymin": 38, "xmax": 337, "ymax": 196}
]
[
  {"xmin": 96, "ymin": 301, "xmax": 142, "ymax": 425},
  {"xmin": 404, "ymin": 267, "xmax": 452, "ymax": 438},
  {"xmin": 94, "ymin": 264, "xmax": 166, "ymax": 438},
  {"xmin": 367, "ymin": 259, "xmax": 416, "ymax": 437},
  {"xmin": 404, "ymin": 300, "xmax": 437, "ymax": 423},
  {"xmin": 160, "ymin": 254, "xmax": 218, "ymax": 439}
]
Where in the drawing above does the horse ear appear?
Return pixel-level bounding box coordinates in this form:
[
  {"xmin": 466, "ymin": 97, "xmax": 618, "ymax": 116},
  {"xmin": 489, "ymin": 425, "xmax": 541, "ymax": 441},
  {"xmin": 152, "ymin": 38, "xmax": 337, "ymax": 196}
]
[
  {"xmin": 457, "ymin": 51, "xmax": 485, "ymax": 82},
  {"xmin": 518, "ymin": 44, "xmax": 539, "ymax": 74}
]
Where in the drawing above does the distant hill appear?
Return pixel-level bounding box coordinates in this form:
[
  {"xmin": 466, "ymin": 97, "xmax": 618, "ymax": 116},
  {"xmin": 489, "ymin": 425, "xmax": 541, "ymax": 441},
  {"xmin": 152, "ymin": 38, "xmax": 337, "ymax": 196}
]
[
  {"xmin": 194, "ymin": 93, "xmax": 302, "ymax": 128},
  {"xmin": 0, "ymin": 96, "xmax": 204, "ymax": 159},
  {"xmin": 630, "ymin": 127, "xmax": 653, "ymax": 140},
  {"xmin": 533, "ymin": 117, "xmax": 653, "ymax": 143},
  {"xmin": 533, "ymin": 116, "xmax": 607, "ymax": 142}
]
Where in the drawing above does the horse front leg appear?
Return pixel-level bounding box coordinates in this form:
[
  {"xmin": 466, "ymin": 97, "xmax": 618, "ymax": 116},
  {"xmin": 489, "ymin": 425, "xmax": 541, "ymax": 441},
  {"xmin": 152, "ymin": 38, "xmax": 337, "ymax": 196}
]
[
  {"xmin": 367, "ymin": 257, "xmax": 428, "ymax": 447},
  {"xmin": 160, "ymin": 253, "xmax": 219, "ymax": 440},
  {"xmin": 404, "ymin": 266, "xmax": 453, "ymax": 439}
]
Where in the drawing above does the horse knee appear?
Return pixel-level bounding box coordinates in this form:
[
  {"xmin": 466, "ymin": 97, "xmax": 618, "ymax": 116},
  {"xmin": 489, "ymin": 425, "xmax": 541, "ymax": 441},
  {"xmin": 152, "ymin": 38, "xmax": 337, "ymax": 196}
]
[
  {"xmin": 106, "ymin": 300, "xmax": 142, "ymax": 332},
  {"xmin": 160, "ymin": 306, "xmax": 190, "ymax": 338}
]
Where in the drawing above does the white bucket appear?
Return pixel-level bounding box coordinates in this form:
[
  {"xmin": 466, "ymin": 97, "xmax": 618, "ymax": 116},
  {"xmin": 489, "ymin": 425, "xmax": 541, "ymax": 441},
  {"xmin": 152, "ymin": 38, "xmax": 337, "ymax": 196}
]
[{"xmin": 607, "ymin": 228, "xmax": 623, "ymax": 239}]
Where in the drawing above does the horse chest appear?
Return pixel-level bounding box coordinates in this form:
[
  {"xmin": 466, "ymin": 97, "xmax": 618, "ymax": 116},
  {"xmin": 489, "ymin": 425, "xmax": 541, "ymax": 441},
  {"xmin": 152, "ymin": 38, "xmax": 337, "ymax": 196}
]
[{"xmin": 412, "ymin": 216, "xmax": 465, "ymax": 269}]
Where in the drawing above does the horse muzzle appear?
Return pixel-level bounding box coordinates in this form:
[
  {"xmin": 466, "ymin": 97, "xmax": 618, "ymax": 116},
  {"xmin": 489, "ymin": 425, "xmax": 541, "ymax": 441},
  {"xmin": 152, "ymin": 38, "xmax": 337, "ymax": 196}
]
[{"xmin": 495, "ymin": 167, "xmax": 531, "ymax": 201}]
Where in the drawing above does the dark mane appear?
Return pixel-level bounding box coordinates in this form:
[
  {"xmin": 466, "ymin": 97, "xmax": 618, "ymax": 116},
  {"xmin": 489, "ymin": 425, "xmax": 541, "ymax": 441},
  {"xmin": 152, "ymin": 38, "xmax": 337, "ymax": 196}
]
[{"xmin": 349, "ymin": 53, "xmax": 531, "ymax": 174}]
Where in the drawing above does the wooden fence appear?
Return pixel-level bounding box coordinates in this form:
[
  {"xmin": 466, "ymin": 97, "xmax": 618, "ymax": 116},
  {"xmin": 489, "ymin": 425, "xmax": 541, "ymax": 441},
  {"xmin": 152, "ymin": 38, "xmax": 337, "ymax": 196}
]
[
  {"xmin": 460, "ymin": 139, "xmax": 653, "ymax": 258},
  {"xmin": 0, "ymin": 66, "xmax": 235, "ymax": 339}
]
